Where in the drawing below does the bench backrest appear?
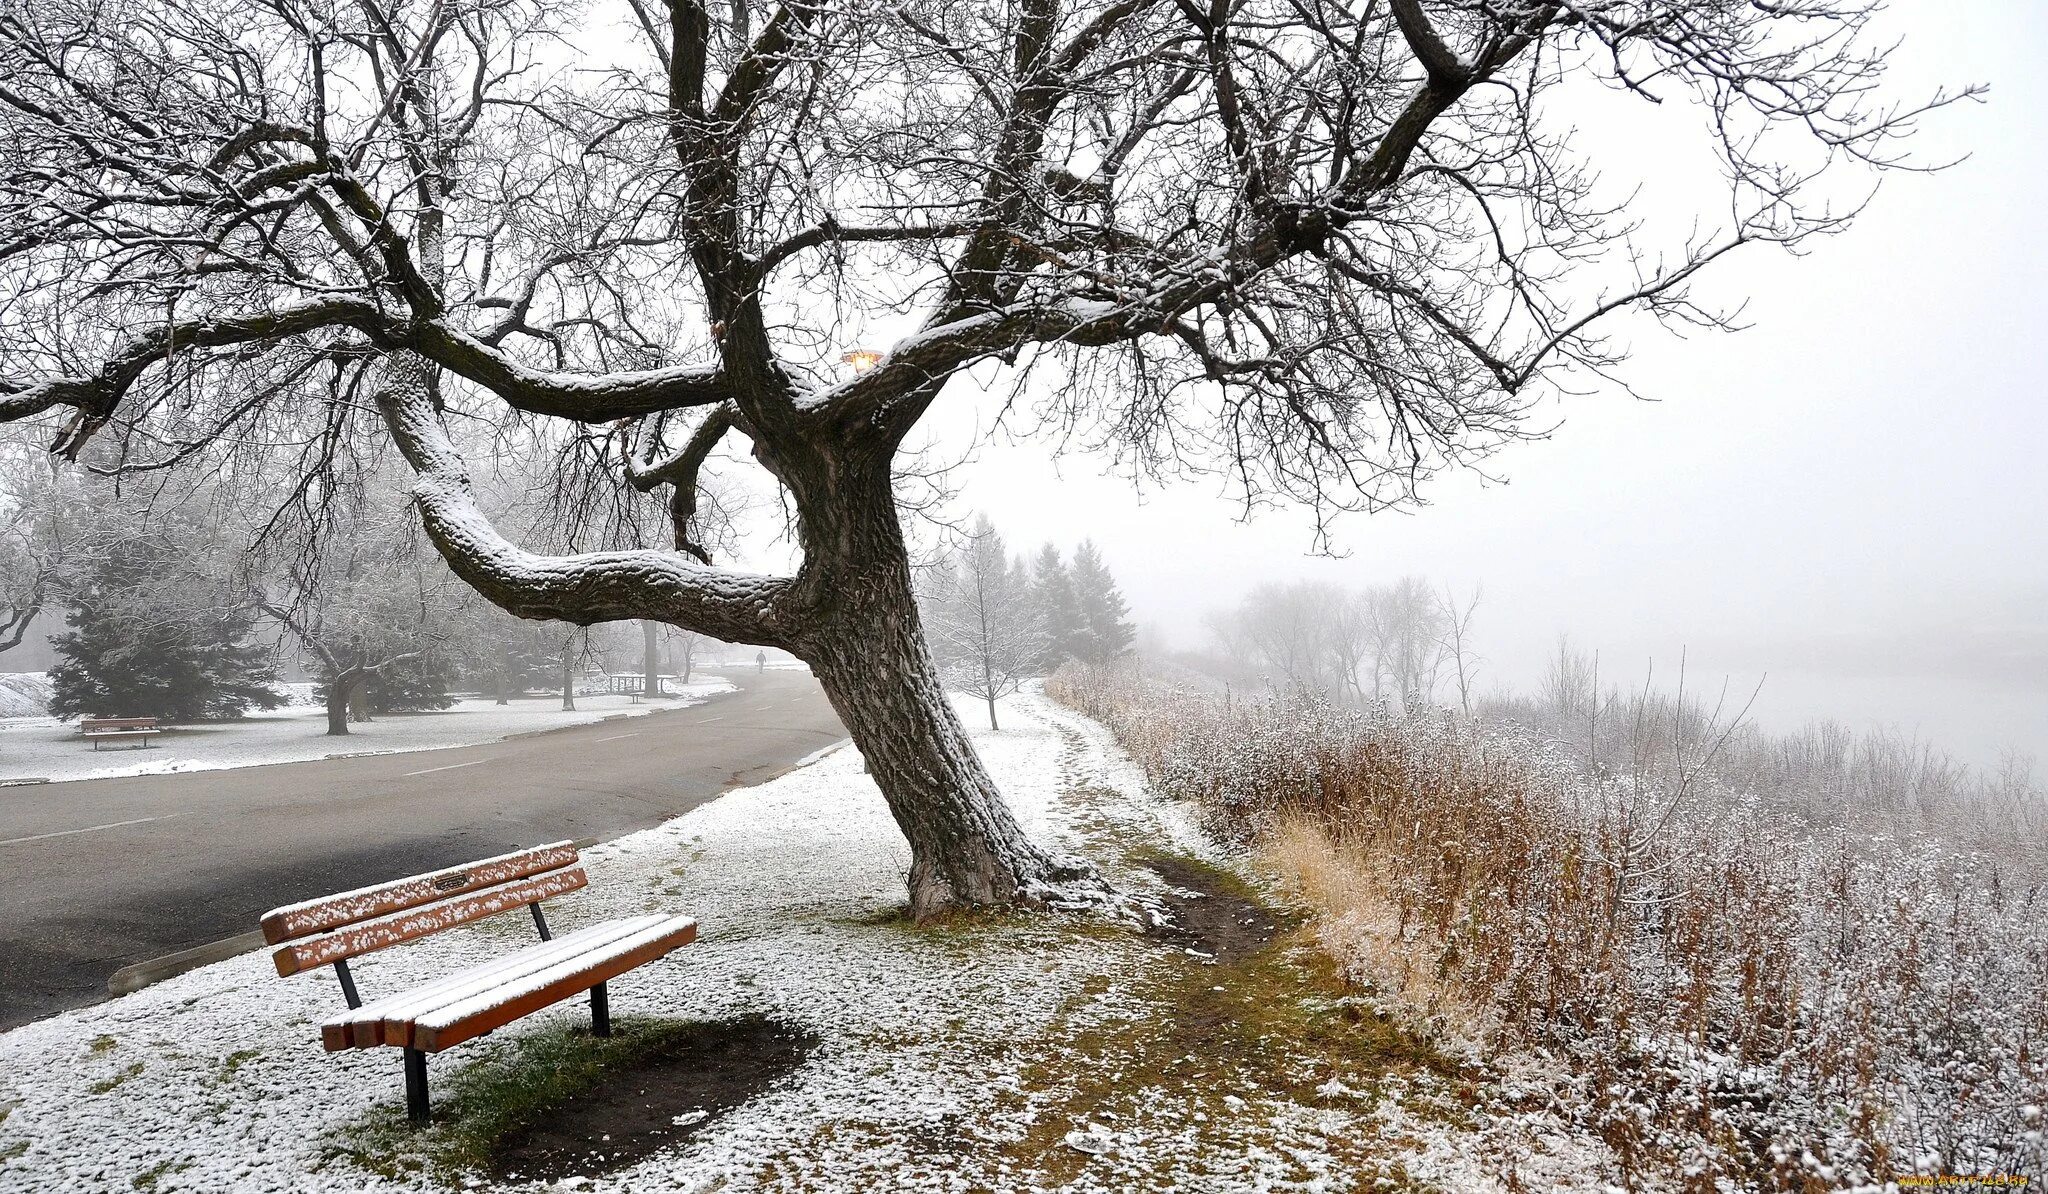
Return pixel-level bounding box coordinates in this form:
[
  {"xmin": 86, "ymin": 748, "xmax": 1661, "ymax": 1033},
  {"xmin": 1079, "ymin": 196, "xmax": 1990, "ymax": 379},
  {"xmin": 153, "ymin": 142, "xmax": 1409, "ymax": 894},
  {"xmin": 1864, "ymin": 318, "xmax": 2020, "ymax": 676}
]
[
  {"xmin": 82, "ymin": 717, "xmax": 159, "ymax": 731},
  {"xmin": 261, "ymin": 841, "xmax": 586, "ymax": 977}
]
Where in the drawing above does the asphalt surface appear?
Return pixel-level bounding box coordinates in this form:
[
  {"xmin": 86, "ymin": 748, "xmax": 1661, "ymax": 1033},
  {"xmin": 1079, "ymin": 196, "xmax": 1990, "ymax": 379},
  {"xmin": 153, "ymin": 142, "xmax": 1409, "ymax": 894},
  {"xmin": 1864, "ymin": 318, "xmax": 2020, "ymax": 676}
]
[{"xmin": 0, "ymin": 669, "xmax": 845, "ymax": 1031}]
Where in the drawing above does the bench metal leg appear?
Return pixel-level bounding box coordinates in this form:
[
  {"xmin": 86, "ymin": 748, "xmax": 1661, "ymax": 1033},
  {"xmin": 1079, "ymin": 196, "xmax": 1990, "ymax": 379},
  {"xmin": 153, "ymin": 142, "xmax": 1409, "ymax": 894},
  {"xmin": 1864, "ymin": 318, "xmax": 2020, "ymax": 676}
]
[
  {"xmin": 590, "ymin": 981, "xmax": 611, "ymax": 1038},
  {"xmin": 404, "ymin": 1048, "xmax": 430, "ymax": 1125},
  {"xmin": 333, "ymin": 959, "xmax": 361, "ymax": 1009}
]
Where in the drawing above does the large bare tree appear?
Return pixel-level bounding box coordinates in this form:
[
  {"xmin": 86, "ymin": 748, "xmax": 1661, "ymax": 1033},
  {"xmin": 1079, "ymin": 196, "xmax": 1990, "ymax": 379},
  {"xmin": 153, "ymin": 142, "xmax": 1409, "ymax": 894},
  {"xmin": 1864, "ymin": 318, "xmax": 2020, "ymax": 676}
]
[{"xmin": 0, "ymin": 0, "xmax": 1964, "ymax": 915}]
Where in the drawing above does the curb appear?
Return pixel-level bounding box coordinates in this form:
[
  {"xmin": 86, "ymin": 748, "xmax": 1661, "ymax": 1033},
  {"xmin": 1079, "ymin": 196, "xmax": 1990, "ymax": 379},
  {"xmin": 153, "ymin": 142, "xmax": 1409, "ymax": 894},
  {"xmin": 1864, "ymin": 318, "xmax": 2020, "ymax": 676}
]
[{"xmin": 107, "ymin": 930, "xmax": 268, "ymax": 996}]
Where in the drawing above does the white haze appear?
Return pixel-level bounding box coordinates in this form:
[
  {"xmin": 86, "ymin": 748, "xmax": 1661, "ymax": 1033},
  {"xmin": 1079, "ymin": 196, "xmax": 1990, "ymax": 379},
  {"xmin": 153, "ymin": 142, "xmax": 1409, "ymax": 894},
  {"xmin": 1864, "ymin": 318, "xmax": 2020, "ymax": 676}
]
[{"xmin": 922, "ymin": 0, "xmax": 2048, "ymax": 768}]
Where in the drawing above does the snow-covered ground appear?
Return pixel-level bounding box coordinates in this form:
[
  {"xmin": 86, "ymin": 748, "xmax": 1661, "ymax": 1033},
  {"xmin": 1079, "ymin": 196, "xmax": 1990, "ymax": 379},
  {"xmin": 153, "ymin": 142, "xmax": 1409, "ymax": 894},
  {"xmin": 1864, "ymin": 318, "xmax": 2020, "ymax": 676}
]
[
  {"xmin": 0, "ymin": 678, "xmax": 735, "ymax": 784},
  {"xmin": 0, "ymin": 688, "xmax": 1607, "ymax": 1193}
]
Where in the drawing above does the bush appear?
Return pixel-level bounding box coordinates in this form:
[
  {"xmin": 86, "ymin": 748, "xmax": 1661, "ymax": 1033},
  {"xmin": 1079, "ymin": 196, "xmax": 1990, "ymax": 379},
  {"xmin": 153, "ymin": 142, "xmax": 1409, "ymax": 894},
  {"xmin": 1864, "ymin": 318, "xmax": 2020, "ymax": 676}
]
[{"xmin": 1048, "ymin": 661, "xmax": 2048, "ymax": 1189}]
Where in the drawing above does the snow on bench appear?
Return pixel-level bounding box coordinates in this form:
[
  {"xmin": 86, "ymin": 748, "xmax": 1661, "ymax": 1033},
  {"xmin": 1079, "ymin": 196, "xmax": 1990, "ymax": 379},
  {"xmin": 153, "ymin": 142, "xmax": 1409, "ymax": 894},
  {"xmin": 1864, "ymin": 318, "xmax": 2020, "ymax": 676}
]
[
  {"xmin": 259, "ymin": 842, "xmax": 699, "ymax": 1124},
  {"xmin": 78, "ymin": 717, "xmax": 163, "ymax": 750}
]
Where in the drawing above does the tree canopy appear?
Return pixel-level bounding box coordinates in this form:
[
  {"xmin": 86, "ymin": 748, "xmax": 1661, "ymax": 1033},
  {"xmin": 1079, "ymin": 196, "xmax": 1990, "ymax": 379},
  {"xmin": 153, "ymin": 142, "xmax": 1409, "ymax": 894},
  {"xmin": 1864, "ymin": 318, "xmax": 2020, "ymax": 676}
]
[{"xmin": 0, "ymin": 0, "xmax": 1965, "ymax": 914}]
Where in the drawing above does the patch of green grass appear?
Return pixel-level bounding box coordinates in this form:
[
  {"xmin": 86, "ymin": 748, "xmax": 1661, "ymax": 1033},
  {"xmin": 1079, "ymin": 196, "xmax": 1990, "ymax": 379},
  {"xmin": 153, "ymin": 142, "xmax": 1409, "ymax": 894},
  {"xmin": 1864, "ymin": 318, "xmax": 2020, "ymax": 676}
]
[
  {"xmin": 217, "ymin": 1049, "xmax": 261, "ymax": 1082},
  {"xmin": 88, "ymin": 1063, "xmax": 144, "ymax": 1095},
  {"xmin": 131, "ymin": 1158, "xmax": 189, "ymax": 1190},
  {"xmin": 88, "ymin": 1035, "xmax": 117, "ymax": 1055},
  {"xmin": 0, "ymin": 1139, "xmax": 28, "ymax": 1166},
  {"xmin": 994, "ymin": 849, "xmax": 1463, "ymax": 1192},
  {"xmin": 337, "ymin": 1017, "xmax": 723, "ymax": 1182}
]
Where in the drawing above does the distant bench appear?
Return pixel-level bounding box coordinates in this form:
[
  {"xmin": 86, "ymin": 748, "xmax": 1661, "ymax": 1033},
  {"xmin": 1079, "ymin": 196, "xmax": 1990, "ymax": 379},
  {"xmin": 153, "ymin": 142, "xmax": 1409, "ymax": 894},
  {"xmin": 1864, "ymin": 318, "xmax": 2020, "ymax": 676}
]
[
  {"xmin": 78, "ymin": 717, "xmax": 162, "ymax": 750},
  {"xmin": 260, "ymin": 842, "xmax": 699, "ymax": 1123}
]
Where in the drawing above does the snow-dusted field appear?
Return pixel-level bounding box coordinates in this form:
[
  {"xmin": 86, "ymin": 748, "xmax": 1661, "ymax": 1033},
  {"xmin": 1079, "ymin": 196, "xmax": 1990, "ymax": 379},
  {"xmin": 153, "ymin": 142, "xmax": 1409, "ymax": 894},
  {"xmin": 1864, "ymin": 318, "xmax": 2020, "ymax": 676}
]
[
  {"xmin": 0, "ymin": 688, "xmax": 1594, "ymax": 1194},
  {"xmin": 0, "ymin": 672, "xmax": 52, "ymax": 719},
  {"xmin": 0, "ymin": 678, "xmax": 736, "ymax": 784}
]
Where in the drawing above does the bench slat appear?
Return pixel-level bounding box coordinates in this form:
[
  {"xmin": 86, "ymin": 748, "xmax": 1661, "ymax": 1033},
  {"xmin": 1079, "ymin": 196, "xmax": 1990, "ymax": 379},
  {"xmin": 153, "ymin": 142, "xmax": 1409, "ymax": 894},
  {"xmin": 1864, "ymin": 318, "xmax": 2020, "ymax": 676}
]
[
  {"xmin": 81, "ymin": 717, "xmax": 159, "ymax": 731},
  {"xmin": 260, "ymin": 841, "xmax": 579, "ymax": 944},
  {"xmin": 409, "ymin": 916, "xmax": 698, "ymax": 1052},
  {"xmin": 320, "ymin": 917, "xmax": 661, "ymax": 1050},
  {"xmin": 274, "ymin": 865, "xmax": 589, "ymax": 977},
  {"xmin": 374, "ymin": 917, "xmax": 672, "ymax": 1049}
]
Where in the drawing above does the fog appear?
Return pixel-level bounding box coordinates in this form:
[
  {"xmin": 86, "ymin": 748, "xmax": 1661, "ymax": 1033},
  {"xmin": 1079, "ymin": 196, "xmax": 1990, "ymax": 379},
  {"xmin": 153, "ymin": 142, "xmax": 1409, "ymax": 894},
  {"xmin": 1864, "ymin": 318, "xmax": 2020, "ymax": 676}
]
[{"xmin": 925, "ymin": 0, "xmax": 2048, "ymax": 767}]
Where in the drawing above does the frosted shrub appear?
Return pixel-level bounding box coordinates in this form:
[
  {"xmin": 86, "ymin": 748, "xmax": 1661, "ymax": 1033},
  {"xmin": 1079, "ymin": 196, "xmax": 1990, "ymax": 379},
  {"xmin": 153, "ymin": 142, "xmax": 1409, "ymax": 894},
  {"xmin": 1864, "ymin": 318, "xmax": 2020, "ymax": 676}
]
[{"xmin": 1048, "ymin": 663, "xmax": 2048, "ymax": 1190}]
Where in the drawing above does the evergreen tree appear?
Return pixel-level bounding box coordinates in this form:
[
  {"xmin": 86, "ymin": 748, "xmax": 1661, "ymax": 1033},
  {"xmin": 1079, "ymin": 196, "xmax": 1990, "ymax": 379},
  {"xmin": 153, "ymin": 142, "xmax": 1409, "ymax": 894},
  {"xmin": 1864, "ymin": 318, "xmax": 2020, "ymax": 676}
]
[
  {"xmin": 48, "ymin": 537, "xmax": 282, "ymax": 722},
  {"xmin": 1069, "ymin": 540, "xmax": 1135, "ymax": 664},
  {"xmin": 1029, "ymin": 543, "xmax": 1087, "ymax": 670}
]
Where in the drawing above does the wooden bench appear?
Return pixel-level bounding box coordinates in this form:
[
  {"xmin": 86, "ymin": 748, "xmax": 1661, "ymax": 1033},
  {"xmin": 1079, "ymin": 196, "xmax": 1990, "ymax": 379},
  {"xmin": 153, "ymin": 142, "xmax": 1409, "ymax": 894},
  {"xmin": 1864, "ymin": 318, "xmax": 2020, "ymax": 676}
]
[
  {"xmin": 79, "ymin": 716, "xmax": 162, "ymax": 750},
  {"xmin": 259, "ymin": 842, "xmax": 698, "ymax": 1123}
]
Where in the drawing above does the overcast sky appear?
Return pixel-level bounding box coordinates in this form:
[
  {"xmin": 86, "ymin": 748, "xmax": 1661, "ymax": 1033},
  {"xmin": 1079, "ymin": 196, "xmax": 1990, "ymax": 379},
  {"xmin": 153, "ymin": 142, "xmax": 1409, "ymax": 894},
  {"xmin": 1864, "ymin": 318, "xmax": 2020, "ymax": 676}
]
[{"xmin": 921, "ymin": 0, "xmax": 2048, "ymax": 767}]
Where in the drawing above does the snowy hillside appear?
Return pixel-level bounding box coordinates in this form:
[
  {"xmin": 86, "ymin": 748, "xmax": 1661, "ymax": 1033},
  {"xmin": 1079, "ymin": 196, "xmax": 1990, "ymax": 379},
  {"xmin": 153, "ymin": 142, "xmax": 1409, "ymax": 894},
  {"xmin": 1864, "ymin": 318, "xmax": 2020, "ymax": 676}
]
[{"xmin": 0, "ymin": 672, "xmax": 51, "ymax": 718}]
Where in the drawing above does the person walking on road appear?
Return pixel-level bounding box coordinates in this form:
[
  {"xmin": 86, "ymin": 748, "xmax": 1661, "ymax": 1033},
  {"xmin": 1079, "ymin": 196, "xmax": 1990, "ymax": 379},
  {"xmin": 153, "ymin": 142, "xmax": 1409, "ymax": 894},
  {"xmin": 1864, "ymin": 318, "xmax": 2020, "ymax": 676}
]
[{"xmin": 755, "ymin": 650, "xmax": 766, "ymax": 673}]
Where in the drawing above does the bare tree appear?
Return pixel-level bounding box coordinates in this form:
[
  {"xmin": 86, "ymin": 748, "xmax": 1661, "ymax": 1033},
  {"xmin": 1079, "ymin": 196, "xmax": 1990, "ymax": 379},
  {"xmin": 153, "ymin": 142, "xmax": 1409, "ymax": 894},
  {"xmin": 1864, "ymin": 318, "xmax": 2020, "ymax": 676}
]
[
  {"xmin": 1214, "ymin": 580, "xmax": 1352, "ymax": 698},
  {"xmin": 1541, "ymin": 635, "xmax": 1599, "ymax": 717},
  {"xmin": 0, "ymin": 454, "xmax": 92, "ymax": 654},
  {"xmin": 1436, "ymin": 584, "xmax": 1482, "ymax": 716},
  {"xmin": 250, "ymin": 516, "xmax": 463, "ymax": 736},
  {"xmin": 1358, "ymin": 577, "xmax": 1447, "ymax": 711},
  {"xmin": 924, "ymin": 516, "xmax": 1046, "ymax": 731},
  {"xmin": 0, "ymin": 0, "xmax": 1966, "ymax": 915},
  {"xmin": 665, "ymin": 625, "xmax": 707, "ymax": 684}
]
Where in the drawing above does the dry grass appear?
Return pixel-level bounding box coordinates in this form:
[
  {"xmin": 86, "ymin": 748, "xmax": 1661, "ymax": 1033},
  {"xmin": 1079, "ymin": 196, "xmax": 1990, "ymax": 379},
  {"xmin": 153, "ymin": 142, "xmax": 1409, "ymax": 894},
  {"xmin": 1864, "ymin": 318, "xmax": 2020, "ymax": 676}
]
[{"xmin": 1048, "ymin": 662, "xmax": 2048, "ymax": 1191}]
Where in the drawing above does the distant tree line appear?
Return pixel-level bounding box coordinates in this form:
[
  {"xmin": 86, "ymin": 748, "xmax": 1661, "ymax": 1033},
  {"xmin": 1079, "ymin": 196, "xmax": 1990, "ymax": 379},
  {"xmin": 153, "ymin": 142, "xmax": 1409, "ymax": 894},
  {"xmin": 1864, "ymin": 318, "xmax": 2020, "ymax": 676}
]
[
  {"xmin": 1201, "ymin": 578, "xmax": 1481, "ymax": 714},
  {"xmin": 918, "ymin": 515, "xmax": 1136, "ymax": 728}
]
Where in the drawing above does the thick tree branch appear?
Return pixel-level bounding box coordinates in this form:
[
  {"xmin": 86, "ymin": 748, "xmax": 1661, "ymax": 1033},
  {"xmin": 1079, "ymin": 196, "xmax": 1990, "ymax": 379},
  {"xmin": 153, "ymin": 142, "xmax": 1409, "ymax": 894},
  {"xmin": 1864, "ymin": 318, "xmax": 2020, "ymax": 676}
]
[
  {"xmin": 1389, "ymin": 0, "xmax": 1469, "ymax": 87},
  {"xmin": 627, "ymin": 403, "xmax": 736, "ymax": 563},
  {"xmin": 0, "ymin": 300, "xmax": 734, "ymax": 451},
  {"xmin": 376, "ymin": 364, "xmax": 792, "ymax": 645}
]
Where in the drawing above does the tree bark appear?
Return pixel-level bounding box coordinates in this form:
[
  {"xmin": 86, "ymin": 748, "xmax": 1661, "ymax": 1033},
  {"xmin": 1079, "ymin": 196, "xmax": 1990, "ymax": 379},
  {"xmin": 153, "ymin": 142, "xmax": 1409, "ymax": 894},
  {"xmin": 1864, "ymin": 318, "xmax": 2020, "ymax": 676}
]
[
  {"xmin": 808, "ymin": 606, "xmax": 1062, "ymax": 918},
  {"xmin": 642, "ymin": 620, "xmax": 661, "ymax": 697},
  {"xmin": 325, "ymin": 670, "xmax": 360, "ymax": 736},
  {"xmin": 784, "ymin": 457, "xmax": 1073, "ymax": 919}
]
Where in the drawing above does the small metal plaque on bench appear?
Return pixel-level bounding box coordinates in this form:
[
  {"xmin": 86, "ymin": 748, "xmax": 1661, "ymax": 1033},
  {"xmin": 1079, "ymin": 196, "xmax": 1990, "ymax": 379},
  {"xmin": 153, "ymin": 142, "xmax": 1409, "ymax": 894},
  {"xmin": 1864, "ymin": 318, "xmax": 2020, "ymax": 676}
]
[{"xmin": 431, "ymin": 871, "xmax": 471, "ymax": 893}]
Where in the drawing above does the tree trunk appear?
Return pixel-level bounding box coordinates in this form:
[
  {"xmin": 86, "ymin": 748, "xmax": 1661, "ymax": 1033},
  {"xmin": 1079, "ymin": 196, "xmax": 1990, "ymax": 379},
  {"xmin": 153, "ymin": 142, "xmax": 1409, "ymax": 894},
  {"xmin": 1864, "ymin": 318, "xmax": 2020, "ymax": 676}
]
[
  {"xmin": 560, "ymin": 632, "xmax": 577, "ymax": 712},
  {"xmin": 325, "ymin": 671, "xmax": 360, "ymax": 736},
  {"xmin": 495, "ymin": 641, "xmax": 510, "ymax": 705},
  {"xmin": 985, "ymin": 692, "xmax": 999, "ymax": 732},
  {"xmin": 348, "ymin": 684, "xmax": 373, "ymax": 724},
  {"xmin": 642, "ymin": 620, "xmax": 661, "ymax": 697},
  {"xmin": 787, "ymin": 461, "xmax": 1074, "ymax": 919}
]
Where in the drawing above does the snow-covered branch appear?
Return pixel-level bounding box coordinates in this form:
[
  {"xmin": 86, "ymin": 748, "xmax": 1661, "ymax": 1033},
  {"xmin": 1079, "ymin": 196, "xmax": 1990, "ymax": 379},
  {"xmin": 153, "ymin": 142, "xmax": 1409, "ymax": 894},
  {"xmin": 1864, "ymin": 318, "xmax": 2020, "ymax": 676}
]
[{"xmin": 378, "ymin": 363, "xmax": 792, "ymax": 646}]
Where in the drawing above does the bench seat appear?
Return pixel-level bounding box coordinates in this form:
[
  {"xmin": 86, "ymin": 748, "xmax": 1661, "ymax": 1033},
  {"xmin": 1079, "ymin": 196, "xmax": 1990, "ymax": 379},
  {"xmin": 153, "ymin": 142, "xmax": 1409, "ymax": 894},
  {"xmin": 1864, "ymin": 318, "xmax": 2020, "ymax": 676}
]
[
  {"xmin": 322, "ymin": 913, "xmax": 697, "ymax": 1053},
  {"xmin": 84, "ymin": 728, "xmax": 161, "ymax": 750}
]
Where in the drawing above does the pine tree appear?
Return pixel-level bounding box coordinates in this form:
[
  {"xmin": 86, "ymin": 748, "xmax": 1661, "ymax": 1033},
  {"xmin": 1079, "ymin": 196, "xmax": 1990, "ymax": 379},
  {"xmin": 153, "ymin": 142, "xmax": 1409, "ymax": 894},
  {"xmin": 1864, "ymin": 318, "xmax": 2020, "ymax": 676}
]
[
  {"xmin": 48, "ymin": 537, "xmax": 282, "ymax": 722},
  {"xmin": 1069, "ymin": 540, "xmax": 1135, "ymax": 664},
  {"xmin": 1029, "ymin": 543, "xmax": 1087, "ymax": 671}
]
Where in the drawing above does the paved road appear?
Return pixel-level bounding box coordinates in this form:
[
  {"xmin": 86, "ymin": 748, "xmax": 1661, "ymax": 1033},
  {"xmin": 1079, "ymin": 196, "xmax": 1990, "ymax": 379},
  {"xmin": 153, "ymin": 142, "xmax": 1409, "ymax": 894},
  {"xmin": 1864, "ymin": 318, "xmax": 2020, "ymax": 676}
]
[{"xmin": 0, "ymin": 669, "xmax": 844, "ymax": 1031}]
